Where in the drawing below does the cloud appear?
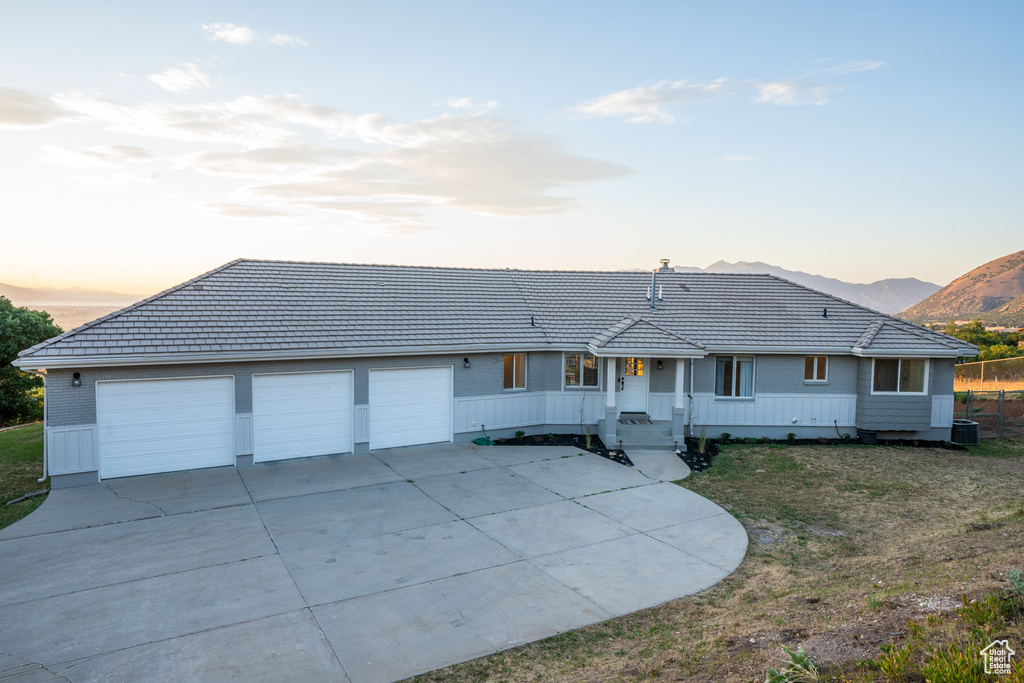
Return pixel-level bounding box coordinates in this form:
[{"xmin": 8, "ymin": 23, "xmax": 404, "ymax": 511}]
[
  {"xmin": 179, "ymin": 145, "xmax": 353, "ymax": 177},
  {"xmin": 147, "ymin": 63, "xmax": 213, "ymax": 94},
  {"xmin": 268, "ymin": 34, "xmax": 308, "ymax": 47},
  {"xmin": 12, "ymin": 87, "xmax": 629, "ymax": 232},
  {"xmin": 0, "ymin": 87, "xmax": 72, "ymax": 128},
  {"xmin": 576, "ymin": 61, "xmax": 885, "ymax": 120},
  {"xmin": 244, "ymin": 125, "xmax": 630, "ymax": 228},
  {"xmin": 204, "ymin": 202, "xmax": 294, "ymax": 218},
  {"xmin": 201, "ymin": 22, "xmax": 306, "ymax": 47},
  {"xmin": 445, "ymin": 98, "xmax": 499, "ymax": 113},
  {"xmin": 573, "ymin": 79, "xmax": 730, "ymax": 123},
  {"xmin": 716, "ymin": 155, "xmax": 759, "ymax": 162},
  {"xmin": 752, "ymin": 80, "xmax": 831, "ymax": 106},
  {"xmin": 42, "ymin": 144, "xmax": 153, "ymax": 168},
  {"xmin": 201, "ymin": 22, "xmax": 255, "ymax": 44}
]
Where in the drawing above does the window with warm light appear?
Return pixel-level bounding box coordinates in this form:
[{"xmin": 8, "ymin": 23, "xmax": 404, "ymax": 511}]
[
  {"xmin": 804, "ymin": 356, "xmax": 828, "ymax": 382},
  {"xmin": 503, "ymin": 354, "xmax": 527, "ymax": 390}
]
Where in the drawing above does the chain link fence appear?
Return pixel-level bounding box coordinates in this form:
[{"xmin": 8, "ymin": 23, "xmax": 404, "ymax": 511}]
[
  {"xmin": 953, "ymin": 390, "xmax": 1024, "ymax": 439},
  {"xmin": 954, "ymin": 356, "xmax": 1024, "ymax": 392}
]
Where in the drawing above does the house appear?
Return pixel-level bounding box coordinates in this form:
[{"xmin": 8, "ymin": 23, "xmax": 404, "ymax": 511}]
[{"xmin": 14, "ymin": 259, "xmax": 978, "ymax": 488}]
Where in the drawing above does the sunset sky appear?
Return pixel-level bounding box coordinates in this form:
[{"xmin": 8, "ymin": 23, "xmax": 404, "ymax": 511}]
[{"xmin": 1, "ymin": 2, "xmax": 1020, "ymax": 295}]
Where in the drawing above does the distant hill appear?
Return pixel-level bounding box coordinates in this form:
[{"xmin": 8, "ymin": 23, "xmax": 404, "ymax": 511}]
[
  {"xmin": 900, "ymin": 250, "xmax": 1024, "ymax": 325},
  {"xmin": 685, "ymin": 260, "xmax": 940, "ymax": 314},
  {"xmin": 0, "ymin": 282, "xmax": 139, "ymax": 306}
]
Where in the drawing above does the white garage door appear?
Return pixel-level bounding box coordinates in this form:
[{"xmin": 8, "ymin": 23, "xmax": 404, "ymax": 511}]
[
  {"xmin": 97, "ymin": 377, "xmax": 235, "ymax": 479},
  {"xmin": 252, "ymin": 371, "xmax": 353, "ymax": 463},
  {"xmin": 369, "ymin": 367, "xmax": 452, "ymax": 449}
]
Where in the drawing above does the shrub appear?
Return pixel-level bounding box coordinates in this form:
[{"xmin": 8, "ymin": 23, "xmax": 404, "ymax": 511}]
[
  {"xmin": 787, "ymin": 432, "xmax": 797, "ymax": 443},
  {"xmin": 514, "ymin": 430, "xmax": 525, "ymax": 440},
  {"xmin": 1007, "ymin": 566, "xmax": 1024, "ymax": 596},
  {"xmin": 719, "ymin": 432, "xmax": 732, "ymax": 442},
  {"xmin": 765, "ymin": 646, "xmax": 819, "ymax": 682}
]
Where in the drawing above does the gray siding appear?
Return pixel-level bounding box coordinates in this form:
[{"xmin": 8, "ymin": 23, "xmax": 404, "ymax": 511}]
[
  {"xmin": 48, "ymin": 352, "xmax": 543, "ymax": 428},
  {"xmin": 855, "ymin": 358, "xmax": 933, "ymax": 431},
  {"xmin": 931, "ymin": 358, "xmax": 954, "ymax": 394},
  {"xmin": 527, "ymin": 352, "xmax": 567, "ymax": 392},
  {"xmin": 648, "ymin": 358, "xmax": 677, "ymax": 393},
  {"xmin": 691, "ymin": 354, "xmax": 857, "ymax": 395}
]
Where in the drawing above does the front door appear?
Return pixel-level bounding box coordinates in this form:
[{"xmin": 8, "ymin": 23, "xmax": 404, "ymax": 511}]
[{"xmin": 619, "ymin": 357, "xmax": 648, "ymax": 413}]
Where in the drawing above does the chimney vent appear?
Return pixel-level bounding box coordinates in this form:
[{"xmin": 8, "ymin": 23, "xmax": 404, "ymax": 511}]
[{"xmin": 658, "ymin": 259, "xmax": 672, "ymax": 273}]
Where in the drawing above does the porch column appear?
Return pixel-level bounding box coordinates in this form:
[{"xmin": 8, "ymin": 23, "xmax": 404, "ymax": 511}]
[
  {"xmin": 605, "ymin": 357, "xmax": 617, "ymax": 407},
  {"xmin": 671, "ymin": 358, "xmax": 688, "ymax": 449},
  {"xmin": 600, "ymin": 357, "xmax": 618, "ymax": 448},
  {"xmin": 674, "ymin": 358, "xmax": 686, "ymax": 408}
]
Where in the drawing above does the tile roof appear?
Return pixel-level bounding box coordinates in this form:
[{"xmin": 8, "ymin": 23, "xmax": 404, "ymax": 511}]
[
  {"xmin": 589, "ymin": 317, "xmax": 703, "ymax": 352},
  {"xmin": 15, "ymin": 259, "xmax": 977, "ymax": 366}
]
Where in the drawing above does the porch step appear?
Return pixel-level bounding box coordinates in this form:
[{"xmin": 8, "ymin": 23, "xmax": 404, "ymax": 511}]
[
  {"xmin": 619, "ymin": 437, "xmax": 680, "ymax": 449},
  {"xmin": 615, "ymin": 420, "xmax": 672, "ymax": 437},
  {"xmin": 612, "ymin": 419, "xmax": 678, "ymax": 449},
  {"xmin": 618, "ymin": 412, "xmax": 651, "ymax": 424}
]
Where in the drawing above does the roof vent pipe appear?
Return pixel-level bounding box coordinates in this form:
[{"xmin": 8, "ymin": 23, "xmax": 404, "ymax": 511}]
[{"xmin": 823, "ymin": 307, "xmax": 828, "ymax": 318}]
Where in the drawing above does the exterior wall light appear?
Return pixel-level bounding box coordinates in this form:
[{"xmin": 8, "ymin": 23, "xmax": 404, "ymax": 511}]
[
  {"xmin": 72, "ymin": 372, "xmax": 82, "ymax": 387},
  {"xmin": 463, "ymin": 357, "xmax": 470, "ymax": 368},
  {"xmin": 657, "ymin": 360, "xmax": 664, "ymax": 370}
]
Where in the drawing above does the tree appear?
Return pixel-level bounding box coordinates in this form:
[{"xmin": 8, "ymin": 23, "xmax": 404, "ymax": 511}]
[{"xmin": 0, "ymin": 297, "xmax": 62, "ymax": 427}]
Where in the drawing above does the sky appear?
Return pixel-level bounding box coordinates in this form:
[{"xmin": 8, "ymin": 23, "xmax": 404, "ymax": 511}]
[{"xmin": 0, "ymin": 1, "xmax": 1021, "ymax": 295}]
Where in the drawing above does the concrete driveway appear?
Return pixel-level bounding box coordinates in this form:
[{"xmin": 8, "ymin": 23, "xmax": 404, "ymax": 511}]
[{"xmin": 0, "ymin": 443, "xmax": 747, "ymax": 683}]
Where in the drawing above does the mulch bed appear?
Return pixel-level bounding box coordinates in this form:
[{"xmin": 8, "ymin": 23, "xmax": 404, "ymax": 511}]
[
  {"xmin": 491, "ymin": 433, "xmax": 634, "ymax": 467},
  {"xmin": 682, "ymin": 437, "xmax": 720, "ymax": 472}
]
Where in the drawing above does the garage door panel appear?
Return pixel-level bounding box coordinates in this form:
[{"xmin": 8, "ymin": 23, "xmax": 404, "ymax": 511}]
[
  {"xmin": 369, "ymin": 367, "xmax": 452, "ymax": 450},
  {"xmin": 98, "ymin": 377, "xmax": 235, "ymax": 479},
  {"xmin": 252, "ymin": 371, "xmax": 353, "ymax": 463}
]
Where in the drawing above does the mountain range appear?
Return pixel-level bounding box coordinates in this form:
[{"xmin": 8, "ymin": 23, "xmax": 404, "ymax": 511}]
[
  {"xmin": 0, "ymin": 282, "xmax": 140, "ymax": 306},
  {"xmin": 668, "ymin": 260, "xmax": 941, "ymax": 314},
  {"xmin": 900, "ymin": 250, "xmax": 1024, "ymax": 326}
]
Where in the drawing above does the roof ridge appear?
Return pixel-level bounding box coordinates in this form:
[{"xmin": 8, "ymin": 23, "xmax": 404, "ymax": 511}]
[
  {"xmin": 854, "ymin": 320, "xmax": 885, "ymax": 349},
  {"xmin": 17, "ymin": 259, "xmax": 246, "ymax": 358}
]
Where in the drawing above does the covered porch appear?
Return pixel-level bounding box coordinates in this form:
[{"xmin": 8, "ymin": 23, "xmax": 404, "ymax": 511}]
[{"xmin": 587, "ymin": 317, "xmax": 706, "ymax": 451}]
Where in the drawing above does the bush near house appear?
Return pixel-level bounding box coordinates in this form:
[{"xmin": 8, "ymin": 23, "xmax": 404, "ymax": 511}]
[{"xmin": 0, "ymin": 297, "xmax": 62, "ymax": 427}]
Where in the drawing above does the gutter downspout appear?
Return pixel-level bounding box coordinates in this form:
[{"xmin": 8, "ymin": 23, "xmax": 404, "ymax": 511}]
[{"xmin": 26, "ymin": 369, "xmax": 48, "ymax": 483}]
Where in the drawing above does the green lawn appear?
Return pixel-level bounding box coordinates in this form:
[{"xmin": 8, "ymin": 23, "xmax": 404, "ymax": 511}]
[{"xmin": 0, "ymin": 423, "xmax": 48, "ymax": 530}]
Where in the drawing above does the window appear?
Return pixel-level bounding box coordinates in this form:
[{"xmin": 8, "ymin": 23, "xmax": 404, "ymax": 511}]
[
  {"xmin": 804, "ymin": 356, "xmax": 828, "ymax": 382},
  {"xmin": 715, "ymin": 355, "xmax": 754, "ymax": 397},
  {"xmin": 503, "ymin": 354, "xmax": 527, "ymax": 390},
  {"xmin": 624, "ymin": 357, "xmax": 644, "ymax": 376},
  {"xmin": 565, "ymin": 353, "xmax": 599, "ymax": 387},
  {"xmin": 872, "ymin": 358, "xmax": 927, "ymax": 394}
]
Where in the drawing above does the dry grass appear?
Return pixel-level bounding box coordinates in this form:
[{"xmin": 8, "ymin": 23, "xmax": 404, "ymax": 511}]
[{"xmin": 410, "ymin": 440, "xmax": 1024, "ymax": 682}]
